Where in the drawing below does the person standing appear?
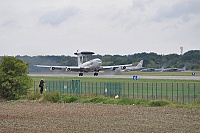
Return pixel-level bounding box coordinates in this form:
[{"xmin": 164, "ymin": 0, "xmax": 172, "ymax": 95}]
[{"xmin": 39, "ymin": 79, "xmax": 45, "ymax": 94}]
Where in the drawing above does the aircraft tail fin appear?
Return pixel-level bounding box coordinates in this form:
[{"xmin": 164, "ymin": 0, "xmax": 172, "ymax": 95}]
[
  {"xmin": 136, "ymin": 60, "xmax": 143, "ymax": 68},
  {"xmin": 77, "ymin": 54, "xmax": 82, "ymax": 66},
  {"xmin": 183, "ymin": 64, "xmax": 187, "ymax": 71},
  {"xmin": 74, "ymin": 50, "xmax": 83, "ymax": 66},
  {"xmin": 161, "ymin": 64, "xmax": 165, "ymax": 71}
]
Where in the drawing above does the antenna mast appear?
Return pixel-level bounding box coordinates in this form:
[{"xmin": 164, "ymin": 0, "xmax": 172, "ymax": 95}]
[{"xmin": 180, "ymin": 47, "xmax": 183, "ymax": 55}]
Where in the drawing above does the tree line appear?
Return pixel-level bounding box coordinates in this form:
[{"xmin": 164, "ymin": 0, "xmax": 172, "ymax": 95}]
[{"xmin": 0, "ymin": 50, "xmax": 200, "ymax": 72}]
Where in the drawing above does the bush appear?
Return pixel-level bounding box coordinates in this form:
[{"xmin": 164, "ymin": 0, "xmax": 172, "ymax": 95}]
[
  {"xmin": 134, "ymin": 99, "xmax": 148, "ymax": 105},
  {"xmin": 149, "ymin": 100, "xmax": 170, "ymax": 107},
  {"xmin": 117, "ymin": 98, "xmax": 134, "ymax": 105},
  {"xmin": 103, "ymin": 98, "xmax": 118, "ymax": 104},
  {"xmin": 44, "ymin": 91, "xmax": 61, "ymax": 103},
  {"xmin": 0, "ymin": 56, "xmax": 32, "ymax": 100},
  {"xmin": 62, "ymin": 95, "xmax": 79, "ymax": 103},
  {"xmin": 27, "ymin": 93, "xmax": 42, "ymax": 100},
  {"xmin": 89, "ymin": 97, "xmax": 106, "ymax": 103},
  {"xmin": 34, "ymin": 92, "xmax": 172, "ymax": 107}
]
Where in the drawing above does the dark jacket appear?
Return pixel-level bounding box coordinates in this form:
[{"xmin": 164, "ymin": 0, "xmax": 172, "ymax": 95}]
[{"xmin": 39, "ymin": 80, "xmax": 45, "ymax": 87}]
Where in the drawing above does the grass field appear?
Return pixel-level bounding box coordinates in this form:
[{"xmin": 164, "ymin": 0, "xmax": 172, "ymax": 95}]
[{"xmin": 122, "ymin": 71, "xmax": 200, "ymax": 76}]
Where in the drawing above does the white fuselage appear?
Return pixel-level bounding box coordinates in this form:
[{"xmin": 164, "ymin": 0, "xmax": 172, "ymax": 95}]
[{"xmin": 78, "ymin": 58, "xmax": 102, "ymax": 71}]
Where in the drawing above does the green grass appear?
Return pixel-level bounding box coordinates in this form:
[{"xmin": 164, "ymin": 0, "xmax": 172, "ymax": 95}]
[
  {"xmin": 31, "ymin": 75, "xmax": 200, "ymax": 84},
  {"xmin": 27, "ymin": 92, "xmax": 200, "ymax": 108},
  {"xmin": 122, "ymin": 71, "xmax": 200, "ymax": 76},
  {"xmin": 27, "ymin": 92, "xmax": 42, "ymax": 100}
]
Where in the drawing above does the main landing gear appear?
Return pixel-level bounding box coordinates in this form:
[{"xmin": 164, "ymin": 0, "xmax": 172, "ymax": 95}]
[
  {"xmin": 94, "ymin": 72, "xmax": 98, "ymax": 76},
  {"xmin": 78, "ymin": 72, "xmax": 98, "ymax": 76},
  {"xmin": 79, "ymin": 73, "xmax": 83, "ymax": 76}
]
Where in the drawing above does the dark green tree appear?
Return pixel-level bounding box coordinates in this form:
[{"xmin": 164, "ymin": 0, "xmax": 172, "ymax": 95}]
[{"xmin": 0, "ymin": 56, "xmax": 32, "ymax": 100}]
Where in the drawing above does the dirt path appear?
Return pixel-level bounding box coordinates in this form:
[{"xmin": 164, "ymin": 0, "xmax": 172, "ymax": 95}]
[{"xmin": 0, "ymin": 102, "xmax": 200, "ymax": 133}]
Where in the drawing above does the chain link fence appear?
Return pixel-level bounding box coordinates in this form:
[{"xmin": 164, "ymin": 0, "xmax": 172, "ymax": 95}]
[{"xmin": 33, "ymin": 80, "xmax": 200, "ymax": 104}]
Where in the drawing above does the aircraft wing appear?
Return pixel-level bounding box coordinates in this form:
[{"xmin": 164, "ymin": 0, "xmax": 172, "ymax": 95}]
[
  {"xmin": 35, "ymin": 65, "xmax": 81, "ymax": 71},
  {"xmin": 100, "ymin": 64, "xmax": 133, "ymax": 71},
  {"xmin": 35, "ymin": 65, "xmax": 66, "ymax": 70}
]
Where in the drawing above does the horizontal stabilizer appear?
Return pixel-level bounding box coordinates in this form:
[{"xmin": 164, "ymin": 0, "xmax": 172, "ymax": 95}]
[{"xmin": 74, "ymin": 51, "xmax": 95, "ymax": 55}]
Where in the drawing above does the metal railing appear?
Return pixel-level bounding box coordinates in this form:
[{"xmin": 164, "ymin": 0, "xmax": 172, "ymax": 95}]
[{"xmin": 33, "ymin": 80, "xmax": 200, "ymax": 104}]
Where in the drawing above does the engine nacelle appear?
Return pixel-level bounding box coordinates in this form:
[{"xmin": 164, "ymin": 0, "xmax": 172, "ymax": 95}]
[
  {"xmin": 111, "ymin": 67, "xmax": 116, "ymax": 71},
  {"xmin": 121, "ymin": 66, "xmax": 126, "ymax": 70},
  {"xmin": 66, "ymin": 68, "xmax": 71, "ymax": 71},
  {"xmin": 50, "ymin": 67, "xmax": 55, "ymax": 71}
]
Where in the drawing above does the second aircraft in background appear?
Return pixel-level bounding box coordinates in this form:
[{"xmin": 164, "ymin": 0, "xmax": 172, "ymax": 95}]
[{"xmin": 123, "ymin": 60, "xmax": 144, "ymax": 72}]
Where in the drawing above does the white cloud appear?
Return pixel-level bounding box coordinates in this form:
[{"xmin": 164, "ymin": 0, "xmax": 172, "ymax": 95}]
[
  {"xmin": 0, "ymin": 0, "xmax": 199, "ymax": 56},
  {"xmin": 39, "ymin": 7, "xmax": 80, "ymax": 26},
  {"xmin": 153, "ymin": 0, "xmax": 200, "ymax": 22}
]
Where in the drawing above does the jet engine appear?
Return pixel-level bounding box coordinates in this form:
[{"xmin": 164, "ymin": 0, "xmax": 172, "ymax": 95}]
[
  {"xmin": 50, "ymin": 67, "xmax": 55, "ymax": 71},
  {"xmin": 121, "ymin": 66, "xmax": 126, "ymax": 70},
  {"xmin": 50, "ymin": 67, "xmax": 62, "ymax": 71},
  {"xmin": 66, "ymin": 68, "xmax": 71, "ymax": 71},
  {"xmin": 110, "ymin": 67, "xmax": 116, "ymax": 71}
]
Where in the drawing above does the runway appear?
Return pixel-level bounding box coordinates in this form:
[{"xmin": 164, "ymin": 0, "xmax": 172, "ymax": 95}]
[{"xmin": 29, "ymin": 73, "xmax": 200, "ymax": 80}]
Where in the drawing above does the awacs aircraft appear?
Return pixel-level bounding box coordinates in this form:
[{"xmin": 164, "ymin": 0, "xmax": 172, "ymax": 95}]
[
  {"xmin": 123, "ymin": 60, "xmax": 144, "ymax": 72},
  {"xmin": 35, "ymin": 51, "xmax": 132, "ymax": 76}
]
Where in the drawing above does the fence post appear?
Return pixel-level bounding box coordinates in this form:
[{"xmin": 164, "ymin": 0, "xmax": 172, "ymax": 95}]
[
  {"xmin": 61, "ymin": 81, "xmax": 63, "ymax": 93},
  {"xmin": 84, "ymin": 82, "xmax": 86, "ymax": 95},
  {"xmin": 133, "ymin": 83, "xmax": 134, "ymax": 98},
  {"xmin": 79, "ymin": 82, "xmax": 81, "ymax": 94},
  {"xmin": 166, "ymin": 83, "xmax": 168, "ymax": 99},
  {"xmin": 172, "ymin": 83, "xmax": 173, "ymax": 102},
  {"xmin": 194, "ymin": 83, "xmax": 196, "ymax": 102},
  {"xmin": 123, "ymin": 82, "xmax": 125, "ymax": 98},
  {"xmin": 56, "ymin": 81, "xmax": 57, "ymax": 91},
  {"xmin": 128, "ymin": 83, "xmax": 130, "ymax": 98},
  {"xmin": 92, "ymin": 82, "xmax": 94, "ymax": 94},
  {"xmin": 147, "ymin": 83, "xmax": 148, "ymax": 100},
  {"xmin": 137, "ymin": 83, "xmax": 139, "ymax": 98},
  {"xmin": 95, "ymin": 82, "xmax": 97, "ymax": 96},
  {"xmin": 188, "ymin": 83, "xmax": 190, "ymax": 104},
  {"xmin": 182, "ymin": 83, "xmax": 184, "ymax": 103},
  {"xmin": 67, "ymin": 82, "xmax": 69, "ymax": 94},
  {"xmin": 161, "ymin": 83, "xmax": 162, "ymax": 100},
  {"xmin": 52, "ymin": 81, "xmax": 55, "ymax": 92},
  {"xmin": 152, "ymin": 83, "xmax": 154, "ymax": 100},
  {"xmin": 142, "ymin": 83, "xmax": 143, "ymax": 99},
  {"xmin": 156, "ymin": 83, "xmax": 157, "ymax": 100},
  {"xmin": 34, "ymin": 81, "xmax": 36, "ymax": 92},
  {"xmin": 88, "ymin": 82, "xmax": 90, "ymax": 94},
  {"xmin": 177, "ymin": 83, "xmax": 178, "ymax": 103}
]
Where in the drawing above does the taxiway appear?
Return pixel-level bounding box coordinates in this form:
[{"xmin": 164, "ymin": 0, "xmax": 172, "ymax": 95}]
[{"xmin": 29, "ymin": 73, "xmax": 200, "ymax": 80}]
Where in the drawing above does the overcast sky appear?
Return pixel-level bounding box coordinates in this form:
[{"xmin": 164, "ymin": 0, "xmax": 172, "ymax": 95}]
[{"xmin": 0, "ymin": 0, "xmax": 199, "ymax": 56}]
